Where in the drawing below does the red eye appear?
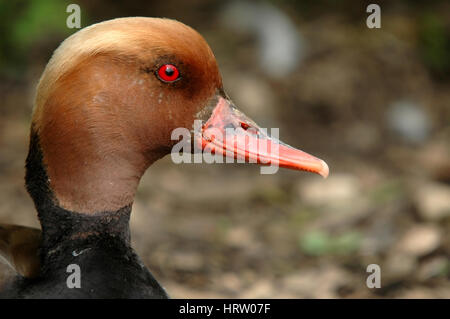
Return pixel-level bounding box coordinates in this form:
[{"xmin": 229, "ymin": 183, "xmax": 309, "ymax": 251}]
[{"xmin": 157, "ymin": 64, "xmax": 180, "ymax": 82}]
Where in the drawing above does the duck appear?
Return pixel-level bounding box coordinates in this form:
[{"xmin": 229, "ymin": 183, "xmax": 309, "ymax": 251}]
[{"xmin": 0, "ymin": 17, "xmax": 329, "ymax": 298}]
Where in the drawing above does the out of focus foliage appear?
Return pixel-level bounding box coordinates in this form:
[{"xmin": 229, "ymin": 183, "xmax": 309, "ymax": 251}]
[
  {"xmin": 0, "ymin": 0, "xmax": 72, "ymax": 75},
  {"xmin": 300, "ymin": 231, "xmax": 362, "ymax": 256},
  {"xmin": 418, "ymin": 12, "xmax": 450, "ymax": 80}
]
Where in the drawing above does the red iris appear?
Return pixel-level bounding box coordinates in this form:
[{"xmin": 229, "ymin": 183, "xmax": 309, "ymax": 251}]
[{"xmin": 157, "ymin": 64, "xmax": 180, "ymax": 82}]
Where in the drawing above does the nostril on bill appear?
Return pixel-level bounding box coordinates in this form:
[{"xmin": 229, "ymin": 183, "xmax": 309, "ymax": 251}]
[{"xmin": 240, "ymin": 122, "xmax": 250, "ymax": 130}]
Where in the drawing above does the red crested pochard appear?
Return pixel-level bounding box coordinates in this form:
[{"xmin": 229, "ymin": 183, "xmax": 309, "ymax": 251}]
[{"xmin": 0, "ymin": 17, "xmax": 328, "ymax": 298}]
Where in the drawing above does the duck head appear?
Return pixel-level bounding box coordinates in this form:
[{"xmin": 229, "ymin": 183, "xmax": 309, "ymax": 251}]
[{"xmin": 30, "ymin": 17, "xmax": 328, "ymax": 215}]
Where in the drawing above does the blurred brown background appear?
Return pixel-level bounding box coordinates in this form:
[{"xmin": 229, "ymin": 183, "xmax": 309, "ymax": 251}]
[{"xmin": 0, "ymin": 0, "xmax": 449, "ymax": 298}]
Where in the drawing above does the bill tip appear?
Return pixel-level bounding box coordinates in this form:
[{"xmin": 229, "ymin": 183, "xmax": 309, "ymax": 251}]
[{"xmin": 318, "ymin": 160, "xmax": 329, "ymax": 178}]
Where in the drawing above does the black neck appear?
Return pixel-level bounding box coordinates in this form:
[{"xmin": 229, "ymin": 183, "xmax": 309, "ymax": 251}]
[
  {"xmin": 25, "ymin": 128, "xmax": 132, "ymax": 260},
  {"xmin": 14, "ymin": 128, "xmax": 169, "ymax": 298}
]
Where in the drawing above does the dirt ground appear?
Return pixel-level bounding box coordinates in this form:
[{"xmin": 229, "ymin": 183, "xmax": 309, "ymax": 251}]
[{"xmin": 0, "ymin": 1, "xmax": 449, "ymax": 298}]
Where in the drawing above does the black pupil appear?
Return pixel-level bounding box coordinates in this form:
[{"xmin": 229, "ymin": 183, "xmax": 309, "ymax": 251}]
[{"xmin": 165, "ymin": 66, "xmax": 175, "ymax": 77}]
